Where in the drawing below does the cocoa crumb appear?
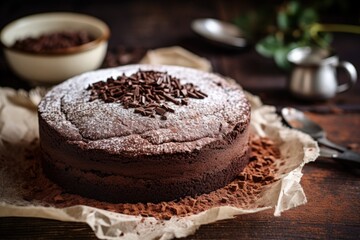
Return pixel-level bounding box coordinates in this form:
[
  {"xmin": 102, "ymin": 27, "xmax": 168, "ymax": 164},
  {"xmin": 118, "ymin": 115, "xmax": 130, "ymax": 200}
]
[
  {"xmin": 228, "ymin": 183, "xmax": 239, "ymax": 192},
  {"xmin": 264, "ymin": 175, "xmax": 275, "ymax": 181},
  {"xmin": 53, "ymin": 195, "xmax": 64, "ymax": 203},
  {"xmin": 220, "ymin": 197, "xmax": 228, "ymax": 203},
  {"xmin": 238, "ymin": 181, "xmax": 245, "ymax": 188},
  {"xmin": 252, "ymin": 175, "xmax": 263, "ymax": 183},
  {"xmin": 347, "ymin": 143, "xmax": 359, "ymax": 150},
  {"xmin": 237, "ymin": 174, "xmax": 246, "ymax": 181},
  {"xmin": 329, "ymin": 105, "xmax": 344, "ymax": 114}
]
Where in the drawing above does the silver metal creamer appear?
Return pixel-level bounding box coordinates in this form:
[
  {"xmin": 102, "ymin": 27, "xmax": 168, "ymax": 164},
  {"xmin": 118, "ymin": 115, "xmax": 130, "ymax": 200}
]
[{"xmin": 287, "ymin": 46, "xmax": 357, "ymax": 101}]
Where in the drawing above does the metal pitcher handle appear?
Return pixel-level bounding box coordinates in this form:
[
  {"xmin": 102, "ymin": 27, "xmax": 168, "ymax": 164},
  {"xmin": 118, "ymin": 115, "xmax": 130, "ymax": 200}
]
[{"xmin": 336, "ymin": 61, "xmax": 358, "ymax": 93}]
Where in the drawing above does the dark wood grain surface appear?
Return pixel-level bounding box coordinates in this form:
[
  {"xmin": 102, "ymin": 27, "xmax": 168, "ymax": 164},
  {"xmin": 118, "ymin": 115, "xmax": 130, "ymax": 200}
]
[{"xmin": 0, "ymin": 1, "xmax": 359, "ymax": 239}]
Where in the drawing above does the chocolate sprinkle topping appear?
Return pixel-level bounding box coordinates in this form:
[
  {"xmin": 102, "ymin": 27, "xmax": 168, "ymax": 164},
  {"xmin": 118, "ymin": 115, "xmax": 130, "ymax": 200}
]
[{"xmin": 87, "ymin": 70, "xmax": 207, "ymax": 119}]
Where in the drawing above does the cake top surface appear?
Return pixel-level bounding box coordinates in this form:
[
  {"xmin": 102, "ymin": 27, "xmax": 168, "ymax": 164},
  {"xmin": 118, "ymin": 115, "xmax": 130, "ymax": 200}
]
[{"xmin": 39, "ymin": 65, "xmax": 250, "ymax": 155}]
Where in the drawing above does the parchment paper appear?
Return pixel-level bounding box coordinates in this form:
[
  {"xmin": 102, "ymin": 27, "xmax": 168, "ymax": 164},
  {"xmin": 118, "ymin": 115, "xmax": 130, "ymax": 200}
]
[
  {"xmin": 0, "ymin": 47, "xmax": 319, "ymax": 239},
  {"xmin": 140, "ymin": 46, "xmax": 212, "ymax": 72}
]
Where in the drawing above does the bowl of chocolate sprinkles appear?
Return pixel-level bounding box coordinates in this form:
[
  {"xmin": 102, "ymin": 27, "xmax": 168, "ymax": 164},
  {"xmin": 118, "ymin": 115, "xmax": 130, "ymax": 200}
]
[{"xmin": 0, "ymin": 12, "xmax": 110, "ymax": 84}]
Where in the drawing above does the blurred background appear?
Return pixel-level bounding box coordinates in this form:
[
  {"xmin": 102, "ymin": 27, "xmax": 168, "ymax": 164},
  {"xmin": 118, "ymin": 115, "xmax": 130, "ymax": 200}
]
[{"xmin": 1, "ymin": 0, "xmax": 359, "ymax": 107}]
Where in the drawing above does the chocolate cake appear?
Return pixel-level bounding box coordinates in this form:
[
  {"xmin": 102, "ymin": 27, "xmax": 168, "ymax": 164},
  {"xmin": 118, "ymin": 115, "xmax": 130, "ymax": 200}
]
[{"xmin": 38, "ymin": 65, "xmax": 251, "ymax": 203}]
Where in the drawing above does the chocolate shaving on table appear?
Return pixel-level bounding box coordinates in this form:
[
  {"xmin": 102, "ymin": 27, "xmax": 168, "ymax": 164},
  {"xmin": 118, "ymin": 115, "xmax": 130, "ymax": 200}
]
[{"xmin": 87, "ymin": 70, "xmax": 208, "ymax": 119}]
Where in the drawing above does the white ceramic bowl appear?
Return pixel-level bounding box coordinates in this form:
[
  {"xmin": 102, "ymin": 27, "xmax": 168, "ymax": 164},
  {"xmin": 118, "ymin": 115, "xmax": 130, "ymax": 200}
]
[{"xmin": 0, "ymin": 12, "xmax": 110, "ymax": 85}]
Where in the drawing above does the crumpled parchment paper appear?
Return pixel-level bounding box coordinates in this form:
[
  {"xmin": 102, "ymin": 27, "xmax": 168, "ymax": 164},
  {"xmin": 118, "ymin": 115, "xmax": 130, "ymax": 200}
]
[
  {"xmin": 140, "ymin": 46, "xmax": 212, "ymax": 72},
  {"xmin": 0, "ymin": 47, "xmax": 319, "ymax": 240}
]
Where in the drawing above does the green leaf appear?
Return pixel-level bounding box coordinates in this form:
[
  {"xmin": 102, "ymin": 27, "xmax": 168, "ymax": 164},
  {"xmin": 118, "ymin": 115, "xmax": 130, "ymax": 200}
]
[
  {"xmin": 255, "ymin": 35, "xmax": 282, "ymax": 58},
  {"xmin": 287, "ymin": 1, "xmax": 300, "ymax": 16},
  {"xmin": 274, "ymin": 42, "xmax": 303, "ymax": 70},
  {"xmin": 233, "ymin": 9, "xmax": 274, "ymax": 39},
  {"xmin": 313, "ymin": 32, "xmax": 333, "ymax": 48},
  {"xmin": 277, "ymin": 11, "xmax": 290, "ymax": 31},
  {"xmin": 274, "ymin": 47, "xmax": 291, "ymax": 69},
  {"xmin": 320, "ymin": 32, "xmax": 332, "ymax": 45},
  {"xmin": 298, "ymin": 8, "xmax": 318, "ymax": 28}
]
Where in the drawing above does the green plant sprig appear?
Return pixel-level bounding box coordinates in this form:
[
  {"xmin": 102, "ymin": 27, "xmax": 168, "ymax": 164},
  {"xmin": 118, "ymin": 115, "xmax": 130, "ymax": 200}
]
[{"xmin": 255, "ymin": 1, "xmax": 332, "ymax": 70}]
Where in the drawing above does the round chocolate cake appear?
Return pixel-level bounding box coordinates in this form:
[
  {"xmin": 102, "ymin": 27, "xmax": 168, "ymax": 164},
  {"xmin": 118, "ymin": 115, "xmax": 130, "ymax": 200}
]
[{"xmin": 39, "ymin": 65, "xmax": 251, "ymax": 203}]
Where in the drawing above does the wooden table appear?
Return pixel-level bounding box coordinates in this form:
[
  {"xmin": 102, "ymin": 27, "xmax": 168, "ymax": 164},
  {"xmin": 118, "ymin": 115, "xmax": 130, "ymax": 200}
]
[{"xmin": 1, "ymin": 1, "xmax": 359, "ymax": 239}]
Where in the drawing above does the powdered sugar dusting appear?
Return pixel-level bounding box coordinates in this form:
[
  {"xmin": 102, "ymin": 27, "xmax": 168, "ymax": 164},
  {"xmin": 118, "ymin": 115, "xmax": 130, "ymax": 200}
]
[{"xmin": 39, "ymin": 65, "xmax": 250, "ymax": 154}]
